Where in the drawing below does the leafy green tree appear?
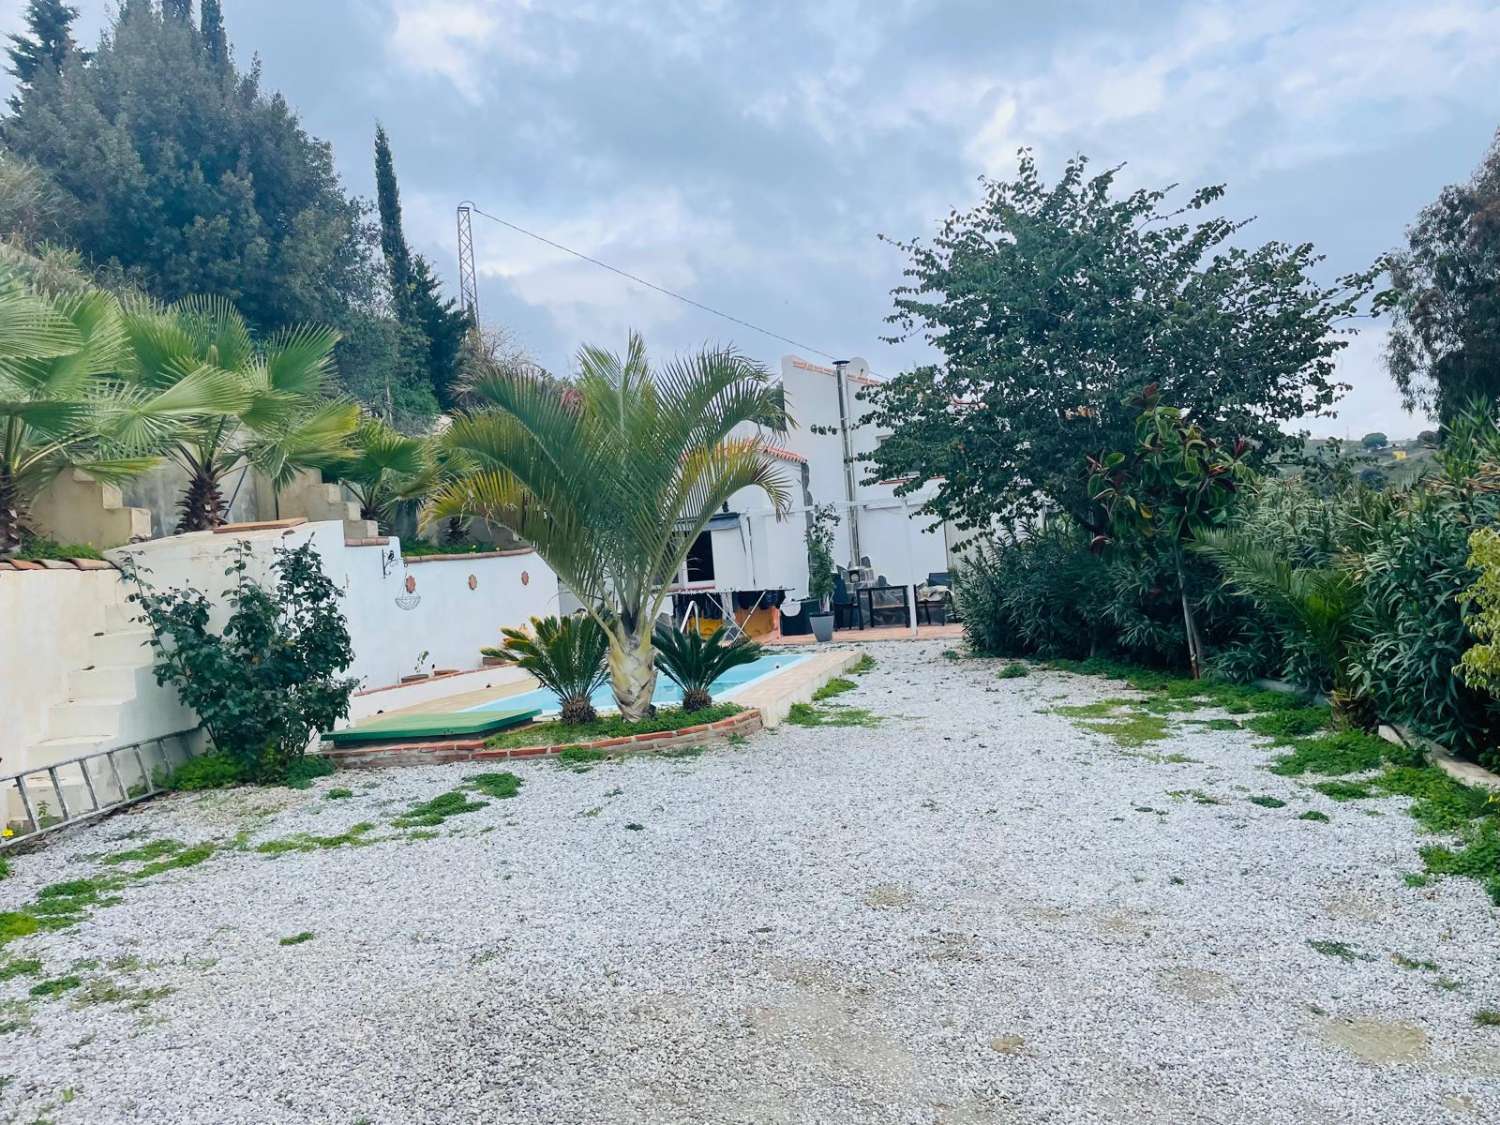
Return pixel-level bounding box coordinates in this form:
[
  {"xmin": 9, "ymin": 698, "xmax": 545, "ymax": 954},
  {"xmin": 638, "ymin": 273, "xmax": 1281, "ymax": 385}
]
[
  {"xmin": 120, "ymin": 296, "xmax": 358, "ymax": 531},
  {"xmin": 1087, "ymin": 390, "xmax": 1249, "ymax": 677},
  {"xmin": 4, "ymin": 2, "xmax": 384, "ymax": 389},
  {"xmin": 199, "ymin": 0, "xmax": 227, "ymax": 69},
  {"xmin": 125, "ymin": 538, "xmax": 359, "ymax": 783},
  {"xmin": 372, "ymin": 125, "xmax": 470, "ymax": 411},
  {"xmin": 862, "ymin": 151, "xmax": 1374, "ymax": 534},
  {"xmin": 5, "ymin": 0, "xmax": 84, "ymax": 111},
  {"xmin": 1379, "ymin": 130, "xmax": 1500, "ymax": 424},
  {"xmin": 428, "ymin": 332, "xmax": 791, "ymax": 721},
  {"xmin": 1361, "ymin": 432, "xmax": 1388, "ymax": 449}
]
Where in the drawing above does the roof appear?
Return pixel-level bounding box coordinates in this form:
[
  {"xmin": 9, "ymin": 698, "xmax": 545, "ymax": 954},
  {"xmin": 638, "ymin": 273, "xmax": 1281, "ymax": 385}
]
[{"xmin": 763, "ymin": 444, "xmax": 808, "ymax": 464}]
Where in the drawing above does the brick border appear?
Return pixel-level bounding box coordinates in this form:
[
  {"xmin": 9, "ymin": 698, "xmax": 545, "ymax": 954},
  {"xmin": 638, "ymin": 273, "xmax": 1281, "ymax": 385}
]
[{"xmin": 319, "ymin": 707, "xmax": 763, "ymax": 769}]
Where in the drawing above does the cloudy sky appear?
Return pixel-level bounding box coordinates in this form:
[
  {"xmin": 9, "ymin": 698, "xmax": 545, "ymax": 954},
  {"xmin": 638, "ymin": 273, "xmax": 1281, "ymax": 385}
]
[{"xmin": 5, "ymin": 1, "xmax": 1500, "ymax": 438}]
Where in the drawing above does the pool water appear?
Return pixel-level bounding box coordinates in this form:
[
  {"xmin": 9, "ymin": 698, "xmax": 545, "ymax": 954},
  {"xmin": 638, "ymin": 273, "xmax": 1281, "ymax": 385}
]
[{"xmin": 466, "ymin": 652, "xmax": 808, "ymax": 717}]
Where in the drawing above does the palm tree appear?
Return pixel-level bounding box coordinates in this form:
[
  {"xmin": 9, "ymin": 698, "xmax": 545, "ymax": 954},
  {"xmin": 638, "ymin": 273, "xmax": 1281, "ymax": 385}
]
[
  {"xmin": 427, "ymin": 332, "xmax": 792, "ymax": 721},
  {"xmin": 0, "ymin": 270, "xmax": 236, "ymax": 556},
  {"xmin": 120, "ymin": 297, "xmax": 359, "ymax": 532},
  {"xmin": 1193, "ymin": 528, "xmax": 1367, "ymax": 722},
  {"xmin": 327, "ymin": 416, "xmax": 434, "ymax": 533},
  {"xmin": 483, "ymin": 615, "xmax": 610, "ymax": 725}
]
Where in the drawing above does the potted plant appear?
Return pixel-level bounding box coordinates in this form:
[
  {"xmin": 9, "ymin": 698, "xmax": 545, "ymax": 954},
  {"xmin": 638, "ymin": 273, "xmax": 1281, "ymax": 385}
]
[{"xmin": 805, "ymin": 504, "xmax": 839, "ymax": 642}]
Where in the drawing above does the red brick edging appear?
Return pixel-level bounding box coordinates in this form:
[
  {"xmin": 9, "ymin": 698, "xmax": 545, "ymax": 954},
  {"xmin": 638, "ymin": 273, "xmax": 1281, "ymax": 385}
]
[{"xmin": 320, "ymin": 708, "xmax": 763, "ymax": 769}]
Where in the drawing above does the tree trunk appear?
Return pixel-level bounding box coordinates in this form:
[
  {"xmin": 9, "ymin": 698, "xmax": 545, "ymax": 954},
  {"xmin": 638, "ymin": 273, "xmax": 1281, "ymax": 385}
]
[
  {"xmin": 177, "ymin": 465, "xmax": 227, "ymax": 533},
  {"xmin": 1175, "ymin": 549, "xmax": 1205, "ymax": 679},
  {"xmin": 609, "ymin": 629, "xmax": 658, "ymax": 723},
  {"xmin": 682, "ymin": 688, "xmax": 712, "ymax": 712},
  {"xmin": 0, "ymin": 466, "xmax": 24, "ymax": 558}
]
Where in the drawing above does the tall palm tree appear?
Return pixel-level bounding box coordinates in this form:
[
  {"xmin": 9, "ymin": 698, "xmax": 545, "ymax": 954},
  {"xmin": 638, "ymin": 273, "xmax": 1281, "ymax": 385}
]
[
  {"xmin": 120, "ymin": 297, "xmax": 359, "ymax": 532},
  {"xmin": 426, "ymin": 332, "xmax": 792, "ymax": 721},
  {"xmin": 0, "ymin": 270, "xmax": 237, "ymax": 556}
]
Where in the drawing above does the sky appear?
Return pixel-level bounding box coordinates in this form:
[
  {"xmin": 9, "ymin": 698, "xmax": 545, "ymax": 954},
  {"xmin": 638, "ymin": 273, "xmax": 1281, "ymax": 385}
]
[{"xmin": 4, "ymin": 1, "xmax": 1499, "ymax": 439}]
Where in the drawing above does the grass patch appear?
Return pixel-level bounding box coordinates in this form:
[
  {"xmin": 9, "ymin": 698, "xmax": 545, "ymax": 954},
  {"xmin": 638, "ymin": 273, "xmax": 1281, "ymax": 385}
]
[
  {"xmin": 849, "ymin": 654, "xmax": 876, "ymax": 675},
  {"xmin": 324, "ymin": 787, "xmax": 354, "ymax": 801},
  {"xmin": 1392, "ymin": 953, "xmax": 1439, "ymax": 972},
  {"xmin": 1298, "ymin": 810, "xmax": 1331, "ymax": 823},
  {"xmin": 660, "ymin": 745, "xmax": 705, "ymax": 759},
  {"xmin": 0, "ymin": 958, "xmax": 42, "ymax": 981},
  {"xmin": 0, "ymin": 911, "xmax": 41, "ymax": 947},
  {"xmin": 1245, "ymin": 707, "xmax": 1333, "ymax": 740},
  {"xmin": 164, "ymin": 753, "xmax": 245, "ymax": 791},
  {"xmin": 997, "ymin": 662, "xmax": 1030, "ymax": 679},
  {"xmin": 132, "ymin": 842, "xmax": 215, "ymax": 878},
  {"xmin": 256, "ymin": 823, "xmax": 376, "ymax": 855},
  {"xmin": 70, "ymin": 977, "xmax": 174, "ymax": 1010},
  {"xmin": 1078, "ymin": 712, "xmax": 1171, "ymax": 748},
  {"xmin": 1270, "ymin": 731, "xmax": 1389, "ymax": 777},
  {"xmin": 1371, "ymin": 766, "xmax": 1494, "ymax": 834},
  {"xmin": 0, "ymin": 999, "xmax": 34, "ymax": 1034},
  {"xmin": 1308, "ymin": 939, "xmax": 1371, "ymax": 963},
  {"xmin": 1166, "ymin": 789, "xmax": 1221, "ymax": 805},
  {"xmin": 784, "ymin": 702, "xmax": 881, "ymax": 728},
  {"xmin": 812, "ymin": 677, "xmax": 856, "ymax": 701},
  {"xmin": 1312, "ymin": 780, "xmax": 1374, "ymax": 802},
  {"xmin": 279, "ymin": 931, "xmax": 316, "ymax": 946},
  {"xmin": 1475, "ymin": 1009, "xmax": 1500, "ymax": 1027},
  {"xmin": 1200, "ymin": 718, "xmax": 1242, "ymax": 731},
  {"xmin": 283, "ymin": 756, "xmax": 336, "ymax": 790},
  {"xmin": 556, "ymin": 746, "xmax": 608, "ymax": 772},
  {"xmin": 28, "ymin": 975, "xmax": 82, "ymax": 999},
  {"xmin": 392, "ymin": 793, "xmax": 487, "ymax": 829},
  {"xmin": 12, "ymin": 536, "xmax": 102, "ymax": 562},
  {"xmin": 464, "ymin": 772, "xmax": 523, "ymax": 799},
  {"xmin": 102, "ymin": 839, "xmax": 184, "ymax": 866},
  {"xmin": 1248, "ymin": 795, "xmax": 1288, "ymax": 809},
  {"xmin": 0, "ymin": 857, "xmax": 8, "ymax": 881},
  {"xmin": 484, "ymin": 702, "xmax": 743, "ymax": 750}
]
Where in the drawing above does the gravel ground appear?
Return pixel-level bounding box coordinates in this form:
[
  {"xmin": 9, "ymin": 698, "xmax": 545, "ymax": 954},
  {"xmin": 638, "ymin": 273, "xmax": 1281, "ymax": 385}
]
[{"xmin": 2, "ymin": 640, "xmax": 1499, "ymax": 1124}]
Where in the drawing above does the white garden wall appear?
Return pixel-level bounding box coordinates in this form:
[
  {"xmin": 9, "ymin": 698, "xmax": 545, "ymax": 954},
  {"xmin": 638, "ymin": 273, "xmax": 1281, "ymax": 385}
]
[{"xmin": 1, "ymin": 521, "xmax": 560, "ymax": 778}]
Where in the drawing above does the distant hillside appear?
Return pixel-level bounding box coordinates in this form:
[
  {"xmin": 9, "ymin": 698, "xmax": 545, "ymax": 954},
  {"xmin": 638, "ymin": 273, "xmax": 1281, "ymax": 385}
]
[{"xmin": 1278, "ymin": 436, "xmax": 1439, "ymax": 489}]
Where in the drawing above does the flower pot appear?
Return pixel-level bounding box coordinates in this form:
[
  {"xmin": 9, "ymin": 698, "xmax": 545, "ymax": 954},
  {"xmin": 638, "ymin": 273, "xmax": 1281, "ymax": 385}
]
[{"xmin": 809, "ymin": 612, "xmax": 835, "ymax": 643}]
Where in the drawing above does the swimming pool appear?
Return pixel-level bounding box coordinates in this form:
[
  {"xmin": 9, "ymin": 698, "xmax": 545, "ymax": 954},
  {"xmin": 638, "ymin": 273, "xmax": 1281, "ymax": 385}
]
[{"xmin": 465, "ymin": 651, "xmax": 809, "ymax": 717}]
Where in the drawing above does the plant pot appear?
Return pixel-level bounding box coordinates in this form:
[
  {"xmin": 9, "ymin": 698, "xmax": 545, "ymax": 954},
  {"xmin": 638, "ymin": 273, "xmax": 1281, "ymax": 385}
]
[{"xmin": 809, "ymin": 612, "xmax": 835, "ymax": 643}]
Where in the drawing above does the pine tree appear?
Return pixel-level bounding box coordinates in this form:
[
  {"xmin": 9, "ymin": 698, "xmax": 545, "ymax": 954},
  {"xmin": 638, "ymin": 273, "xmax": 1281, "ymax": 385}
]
[
  {"xmin": 200, "ymin": 0, "xmax": 228, "ymax": 68},
  {"xmin": 5, "ymin": 0, "xmax": 83, "ymax": 111},
  {"xmin": 162, "ymin": 0, "xmax": 192, "ymax": 22}
]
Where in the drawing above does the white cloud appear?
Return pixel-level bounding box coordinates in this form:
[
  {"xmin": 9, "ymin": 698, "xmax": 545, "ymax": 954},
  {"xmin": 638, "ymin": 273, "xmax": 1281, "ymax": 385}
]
[{"xmin": 385, "ymin": 0, "xmax": 573, "ymax": 102}]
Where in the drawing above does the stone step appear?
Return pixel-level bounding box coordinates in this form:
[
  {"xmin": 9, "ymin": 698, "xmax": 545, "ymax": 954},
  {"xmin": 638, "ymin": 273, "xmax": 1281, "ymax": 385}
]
[
  {"xmin": 89, "ymin": 629, "xmax": 153, "ymax": 666},
  {"xmin": 67, "ymin": 664, "xmax": 142, "ymax": 701},
  {"xmin": 14, "ymin": 734, "xmax": 114, "ymax": 772},
  {"xmin": 46, "ymin": 698, "xmax": 130, "ymax": 740}
]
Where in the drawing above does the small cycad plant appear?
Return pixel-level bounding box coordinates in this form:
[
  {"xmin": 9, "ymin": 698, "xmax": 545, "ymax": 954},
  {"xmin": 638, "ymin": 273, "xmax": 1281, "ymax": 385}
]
[
  {"xmin": 484, "ymin": 615, "xmax": 609, "ymax": 725},
  {"xmin": 652, "ymin": 625, "xmax": 762, "ymax": 712}
]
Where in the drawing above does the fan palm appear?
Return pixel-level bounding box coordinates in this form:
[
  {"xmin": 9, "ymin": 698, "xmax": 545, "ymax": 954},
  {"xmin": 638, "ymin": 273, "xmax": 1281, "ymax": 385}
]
[
  {"xmin": 652, "ymin": 624, "xmax": 763, "ymax": 711},
  {"xmin": 120, "ymin": 297, "xmax": 359, "ymax": 532},
  {"xmin": 1193, "ymin": 527, "xmax": 1367, "ymax": 722},
  {"xmin": 482, "ymin": 615, "xmax": 610, "ymax": 725},
  {"xmin": 427, "ymin": 332, "xmax": 792, "ymax": 721},
  {"xmin": 327, "ymin": 416, "xmax": 435, "ymax": 533},
  {"xmin": 0, "ymin": 270, "xmax": 237, "ymax": 556}
]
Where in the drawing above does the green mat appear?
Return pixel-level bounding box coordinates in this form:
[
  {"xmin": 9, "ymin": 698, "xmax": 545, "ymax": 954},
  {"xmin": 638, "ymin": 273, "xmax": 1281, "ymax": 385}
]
[{"xmin": 325, "ymin": 707, "xmax": 540, "ymax": 746}]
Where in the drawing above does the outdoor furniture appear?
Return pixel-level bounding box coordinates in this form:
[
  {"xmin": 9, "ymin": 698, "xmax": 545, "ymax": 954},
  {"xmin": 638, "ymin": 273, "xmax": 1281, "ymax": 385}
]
[{"xmin": 859, "ymin": 584, "xmax": 911, "ymax": 629}]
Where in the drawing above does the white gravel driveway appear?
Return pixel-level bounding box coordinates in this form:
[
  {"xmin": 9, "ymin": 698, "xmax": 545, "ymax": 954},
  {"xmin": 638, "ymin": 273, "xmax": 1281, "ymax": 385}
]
[{"xmin": 2, "ymin": 640, "xmax": 1498, "ymax": 1124}]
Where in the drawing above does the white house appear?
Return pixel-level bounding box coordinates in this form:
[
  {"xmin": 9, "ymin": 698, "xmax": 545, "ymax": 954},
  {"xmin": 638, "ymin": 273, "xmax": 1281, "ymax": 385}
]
[{"xmin": 665, "ymin": 354, "xmax": 958, "ymax": 636}]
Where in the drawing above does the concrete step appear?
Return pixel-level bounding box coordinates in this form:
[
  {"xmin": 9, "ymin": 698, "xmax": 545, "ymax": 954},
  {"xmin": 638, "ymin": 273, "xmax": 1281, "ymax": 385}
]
[
  {"xmin": 89, "ymin": 629, "xmax": 153, "ymax": 666},
  {"xmin": 67, "ymin": 664, "xmax": 142, "ymax": 701},
  {"xmin": 15, "ymin": 734, "xmax": 114, "ymax": 771},
  {"xmin": 46, "ymin": 698, "xmax": 130, "ymax": 740},
  {"xmin": 103, "ymin": 602, "xmax": 145, "ymax": 632}
]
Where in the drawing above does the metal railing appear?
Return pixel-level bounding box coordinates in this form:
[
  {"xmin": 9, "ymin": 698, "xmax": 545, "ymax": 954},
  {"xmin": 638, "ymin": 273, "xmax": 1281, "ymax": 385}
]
[{"xmin": 1, "ymin": 729, "xmax": 201, "ymax": 851}]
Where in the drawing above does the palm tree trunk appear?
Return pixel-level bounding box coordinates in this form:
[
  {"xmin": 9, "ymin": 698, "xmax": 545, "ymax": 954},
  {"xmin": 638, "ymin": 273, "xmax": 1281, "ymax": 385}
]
[
  {"xmin": 609, "ymin": 628, "xmax": 658, "ymax": 722},
  {"xmin": 177, "ymin": 464, "xmax": 227, "ymax": 533},
  {"xmin": 0, "ymin": 465, "xmax": 24, "ymax": 558}
]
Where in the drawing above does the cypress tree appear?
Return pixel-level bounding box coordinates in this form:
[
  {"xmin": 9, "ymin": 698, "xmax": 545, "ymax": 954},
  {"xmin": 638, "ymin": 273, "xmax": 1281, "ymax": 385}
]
[
  {"xmin": 5, "ymin": 0, "xmax": 83, "ymax": 111},
  {"xmin": 163, "ymin": 0, "xmax": 192, "ymax": 22},
  {"xmin": 373, "ymin": 124, "xmax": 412, "ymax": 300},
  {"xmin": 200, "ymin": 0, "xmax": 228, "ymax": 68}
]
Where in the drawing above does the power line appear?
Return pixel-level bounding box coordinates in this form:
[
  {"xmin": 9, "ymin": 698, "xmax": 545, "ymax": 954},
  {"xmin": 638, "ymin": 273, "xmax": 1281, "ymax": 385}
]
[{"xmin": 464, "ymin": 203, "xmax": 842, "ymax": 363}]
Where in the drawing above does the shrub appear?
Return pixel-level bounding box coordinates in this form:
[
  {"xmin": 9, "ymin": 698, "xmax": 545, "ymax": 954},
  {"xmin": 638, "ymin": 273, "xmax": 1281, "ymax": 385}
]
[
  {"xmin": 126, "ymin": 539, "xmax": 359, "ymax": 784},
  {"xmin": 164, "ymin": 753, "xmax": 245, "ymax": 791},
  {"xmin": 483, "ymin": 615, "xmax": 608, "ymax": 724},
  {"xmin": 652, "ymin": 625, "xmax": 762, "ymax": 711}
]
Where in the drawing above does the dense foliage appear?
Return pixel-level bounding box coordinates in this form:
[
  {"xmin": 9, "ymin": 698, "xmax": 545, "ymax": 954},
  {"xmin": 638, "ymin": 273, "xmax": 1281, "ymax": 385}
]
[
  {"xmin": 652, "ymin": 625, "xmax": 763, "ymax": 712},
  {"xmin": 126, "ymin": 538, "xmax": 358, "ymax": 782},
  {"xmin": 861, "ymin": 151, "xmax": 1373, "ymax": 533},
  {"xmin": 804, "ymin": 503, "xmax": 838, "ymax": 610}
]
